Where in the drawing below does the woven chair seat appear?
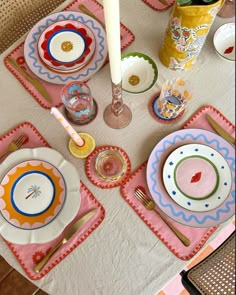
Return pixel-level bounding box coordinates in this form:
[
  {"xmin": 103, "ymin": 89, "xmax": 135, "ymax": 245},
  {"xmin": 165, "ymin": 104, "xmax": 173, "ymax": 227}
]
[
  {"xmin": 181, "ymin": 230, "xmax": 235, "ymax": 295},
  {"xmin": 0, "ymin": 0, "xmax": 66, "ymax": 54}
]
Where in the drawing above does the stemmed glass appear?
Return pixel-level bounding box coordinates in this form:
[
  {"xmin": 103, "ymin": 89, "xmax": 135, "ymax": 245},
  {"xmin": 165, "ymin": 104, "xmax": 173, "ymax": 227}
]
[{"xmin": 103, "ymin": 81, "xmax": 132, "ymax": 129}]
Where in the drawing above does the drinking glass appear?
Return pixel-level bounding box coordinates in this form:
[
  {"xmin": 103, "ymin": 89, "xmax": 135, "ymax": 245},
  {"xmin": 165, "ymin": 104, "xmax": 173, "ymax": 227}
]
[
  {"xmin": 217, "ymin": 0, "xmax": 235, "ymax": 18},
  {"xmin": 61, "ymin": 81, "xmax": 95, "ymax": 125},
  {"xmin": 95, "ymin": 149, "xmax": 127, "ymax": 181},
  {"xmin": 157, "ymin": 78, "xmax": 193, "ymax": 119}
]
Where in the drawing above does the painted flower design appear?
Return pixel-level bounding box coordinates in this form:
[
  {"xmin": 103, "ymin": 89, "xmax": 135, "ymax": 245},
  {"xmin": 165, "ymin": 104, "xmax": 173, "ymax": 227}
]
[
  {"xmin": 169, "ymin": 57, "xmax": 185, "ymax": 71},
  {"xmin": 170, "ymin": 17, "xmax": 191, "ymax": 53},
  {"xmin": 32, "ymin": 251, "xmax": 45, "ymax": 264}
]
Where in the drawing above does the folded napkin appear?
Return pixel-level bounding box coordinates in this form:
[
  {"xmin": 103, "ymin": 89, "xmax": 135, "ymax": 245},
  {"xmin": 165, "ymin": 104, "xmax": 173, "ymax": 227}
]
[
  {"xmin": 120, "ymin": 105, "xmax": 235, "ymax": 260},
  {"xmin": 4, "ymin": 0, "xmax": 135, "ymax": 109},
  {"xmin": 142, "ymin": 0, "xmax": 175, "ymax": 11},
  {"xmin": 0, "ymin": 121, "xmax": 105, "ymax": 280}
]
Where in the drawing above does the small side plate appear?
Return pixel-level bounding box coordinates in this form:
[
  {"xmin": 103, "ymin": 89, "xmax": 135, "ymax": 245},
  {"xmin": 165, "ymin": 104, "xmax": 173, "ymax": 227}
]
[
  {"xmin": 38, "ymin": 20, "xmax": 96, "ymax": 72},
  {"xmin": 162, "ymin": 144, "xmax": 232, "ymax": 212}
]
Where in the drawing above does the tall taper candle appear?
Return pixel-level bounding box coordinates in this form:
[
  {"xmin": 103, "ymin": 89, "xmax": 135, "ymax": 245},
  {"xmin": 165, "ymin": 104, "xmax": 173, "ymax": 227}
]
[{"xmin": 103, "ymin": 0, "xmax": 121, "ymax": 84}]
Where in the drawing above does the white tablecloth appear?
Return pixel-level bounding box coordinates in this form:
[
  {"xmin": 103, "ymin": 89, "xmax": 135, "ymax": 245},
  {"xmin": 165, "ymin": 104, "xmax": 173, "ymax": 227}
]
[{"xmin": 0, "ymin": 1, "xmax": 235, "ymax": 294}]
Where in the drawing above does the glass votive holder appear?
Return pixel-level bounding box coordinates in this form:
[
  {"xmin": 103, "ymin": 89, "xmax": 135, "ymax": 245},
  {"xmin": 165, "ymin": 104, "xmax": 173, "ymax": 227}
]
[
  {"xmin": 61, "ymin": 81, "xmax": 97, "ymax": 125},
  {"xmin": 217, "ymin": 0, "xmax": 235, "ymax": 18},
  {"xmin": 95, "ymin": 149, "xmax": 127, "ymax": 182},
  {"xmin": 157, "ymin": 78, "xmax": 193, "ymax": 120}
]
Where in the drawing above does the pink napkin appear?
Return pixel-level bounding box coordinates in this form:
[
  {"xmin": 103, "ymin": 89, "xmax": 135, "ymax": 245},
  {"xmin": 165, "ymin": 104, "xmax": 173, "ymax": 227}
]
[
  {"xmin": 0, "ymin": 121, "xmax": 105, "ymax": 280},
  {"xmin": 142, "ymin": 0, "xmax": 175, "ymax": 11},
  {"xmin": 120, "ymin": 105, "xmax": 235, "ymax": 260},
  {"xmin": 4, "ymin": 0, "xmax": 135, "ymax": 109}
]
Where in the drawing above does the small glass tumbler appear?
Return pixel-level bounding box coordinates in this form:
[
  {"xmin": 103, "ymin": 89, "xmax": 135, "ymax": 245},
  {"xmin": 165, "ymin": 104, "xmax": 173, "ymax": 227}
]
[
  {"xmin": 217, "ymin": 0, "xmax": 235, "ymax": 18},
  {"xmin": 61, "ymin": 81, "xmax": 95, "ymax": 125},
  {"xmin": 157, "ymin": 78, "xmax": 193, "ymax": 120},
  {"xmin": 95, "ymin": 149, "xmax": 127, "ymax": 182}
]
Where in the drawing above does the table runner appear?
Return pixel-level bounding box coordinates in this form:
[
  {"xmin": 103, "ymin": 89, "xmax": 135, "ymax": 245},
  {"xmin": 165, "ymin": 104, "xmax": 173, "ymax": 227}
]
[
  {"xmin": 4, "ymin": 0, "xmax": 135, "ymax": 109},
  {"xmin": 120, "ymin": 105, "xmax": 235, "ymax": 260},
  {"xmin": 0, "ymin": 121, "xmax": 106, "ymax": 280},
  {"xmin": 142, "ymin": 0, "xmax": 175, "ymax": 11}
]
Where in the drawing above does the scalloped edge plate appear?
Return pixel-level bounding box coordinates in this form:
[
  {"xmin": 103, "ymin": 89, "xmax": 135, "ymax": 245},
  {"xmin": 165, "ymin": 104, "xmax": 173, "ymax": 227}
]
[
  {"xmin": 38, "ymin": 20, "xmax": 96, "ymax": 72},
  {"xmin": 0, "ymin": 147, "xmax": 81, "ymax": 244},
  {"xmin": 0, "ymin": 160, "xmax": 66, "ymax": 229},
  {"xmin": 24, "ymin": 11, "xmax": 107, "ymax": 85},
  {"xmin": 146, "ymin": 128, "xmax": 235, "ymax": 228}
]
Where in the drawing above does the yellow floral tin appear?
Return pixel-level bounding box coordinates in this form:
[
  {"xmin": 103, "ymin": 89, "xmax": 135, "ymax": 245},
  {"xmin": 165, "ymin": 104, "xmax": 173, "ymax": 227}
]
[{"xmin": 159, "ymin": 0, "xmax": 224, "ymax": 70}]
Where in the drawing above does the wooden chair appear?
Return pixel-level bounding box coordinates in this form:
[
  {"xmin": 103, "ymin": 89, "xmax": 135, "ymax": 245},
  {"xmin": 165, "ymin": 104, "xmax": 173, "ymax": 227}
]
[
  {"xmin": 180, "ymin": 230, "xmax": 235, "ymax": 295},
  {"xmin": 0, "ymin": 0, "xmax": 66, "ymax": 54}
]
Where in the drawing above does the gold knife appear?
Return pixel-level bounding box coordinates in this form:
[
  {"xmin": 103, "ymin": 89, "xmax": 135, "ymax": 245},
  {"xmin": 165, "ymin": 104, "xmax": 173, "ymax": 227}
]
[
  {"xmin": 7, "ymin": 57, "xmax": 53, "ymax": 103},
  {"xmin": 206, "ymin": 114, "xmax": 235, "ymax": 145},
  {"xmin": 34, "ymin": 209, "xmax": 97, "ymax": 273},
  {"xmin": 158, "ymin": 0, "xmax": 169, "ymax": 6}
]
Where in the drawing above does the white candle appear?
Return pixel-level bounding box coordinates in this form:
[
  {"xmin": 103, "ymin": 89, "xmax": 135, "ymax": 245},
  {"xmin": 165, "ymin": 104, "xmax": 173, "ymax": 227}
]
[
  {"xmin": 51, "ymin": 107, "xmax": 84, "ymax": 146},
  {"xmin": 103, "ymin": 0, "xmax": 122, "ymax": 84}
]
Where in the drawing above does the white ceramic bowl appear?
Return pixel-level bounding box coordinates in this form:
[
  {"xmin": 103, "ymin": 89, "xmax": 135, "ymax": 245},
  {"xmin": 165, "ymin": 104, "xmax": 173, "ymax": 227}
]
[
  {"xmin": 121, "ymin": 52, "xmax": 158, "ymax": 94},
  {"xmin": 213, "ymin": 22, "xmax": 235, "ymax": 62}
]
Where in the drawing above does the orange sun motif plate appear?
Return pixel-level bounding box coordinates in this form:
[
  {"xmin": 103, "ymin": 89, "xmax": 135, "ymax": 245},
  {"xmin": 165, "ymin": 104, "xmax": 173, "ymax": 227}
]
[{"xmin": 0, "ymin": 160, "xmax": 66, "ymax": 229}]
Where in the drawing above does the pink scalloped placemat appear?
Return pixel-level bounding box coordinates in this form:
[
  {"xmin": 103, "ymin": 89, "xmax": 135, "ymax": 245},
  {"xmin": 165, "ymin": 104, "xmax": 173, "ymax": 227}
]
[
  {"xmin": 4, "ymin": 0, "xmax": 135, "ymax": 109},
  {"xmin": 142, "ymin": 0, "xmax": 175, "ymax": 11},
  {"xmin": 120, "ymin": 105, "xmax": 235, "ymax": 260},
  {"xmin": 0, "ymin": 121, "xmax": 105, "ymax": 280}
]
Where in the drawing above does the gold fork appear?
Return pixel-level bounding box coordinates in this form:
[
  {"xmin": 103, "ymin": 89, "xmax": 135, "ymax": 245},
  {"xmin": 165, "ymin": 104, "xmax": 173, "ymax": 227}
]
[
  {"xmin": 0, "ymin": 133, "xmax": 28, "ymax": 159},
  {"xmin": 134, "ymin": 188, "xmax": 191, "ymax": 247}
]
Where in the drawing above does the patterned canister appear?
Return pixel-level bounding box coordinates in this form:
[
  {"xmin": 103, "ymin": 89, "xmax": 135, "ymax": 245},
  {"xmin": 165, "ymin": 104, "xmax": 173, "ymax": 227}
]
[{"xmin": 159, "ymin": 0, "xmax": 224, "ymax": 70}]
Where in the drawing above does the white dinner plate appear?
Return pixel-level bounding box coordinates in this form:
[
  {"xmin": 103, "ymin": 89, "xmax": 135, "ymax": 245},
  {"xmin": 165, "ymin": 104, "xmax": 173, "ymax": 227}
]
[
  {"xmin": 162, "ymin": 143, "xmax": 232, "ymax": 212},
  {"xmin": 146, "ymin": 128, "xmax": 235, "ymax": 228},
  {"xmin": 0, "ymin": 147, "xmax": 81, "ymax": 244},
  {"xmin": 24, "ymin": 11, "xmax": 107, "ymax": 85},
  {"xmin": 0, "ymin": 160, "xmax": 66, "ymax": 229}
]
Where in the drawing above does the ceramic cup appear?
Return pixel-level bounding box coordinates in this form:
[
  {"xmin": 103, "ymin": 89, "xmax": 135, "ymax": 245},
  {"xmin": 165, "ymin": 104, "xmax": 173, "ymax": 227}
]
[
  {"xmin": 157, "ymin": 78, "xmax": 193, "ymax": 119},
  {"xmin": 61, "ymin": 81, "xmax": 95, "ymax": 124}
]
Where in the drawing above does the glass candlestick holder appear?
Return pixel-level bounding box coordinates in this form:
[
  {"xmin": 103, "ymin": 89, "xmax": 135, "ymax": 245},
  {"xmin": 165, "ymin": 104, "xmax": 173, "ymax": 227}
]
[
  {"xmin": 217, "ymin": 0, "xmax": 235, "ymax": 18},
  {"xmin": 103, "ymin": 81, "xmax": 132, "ymax": 129}
]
